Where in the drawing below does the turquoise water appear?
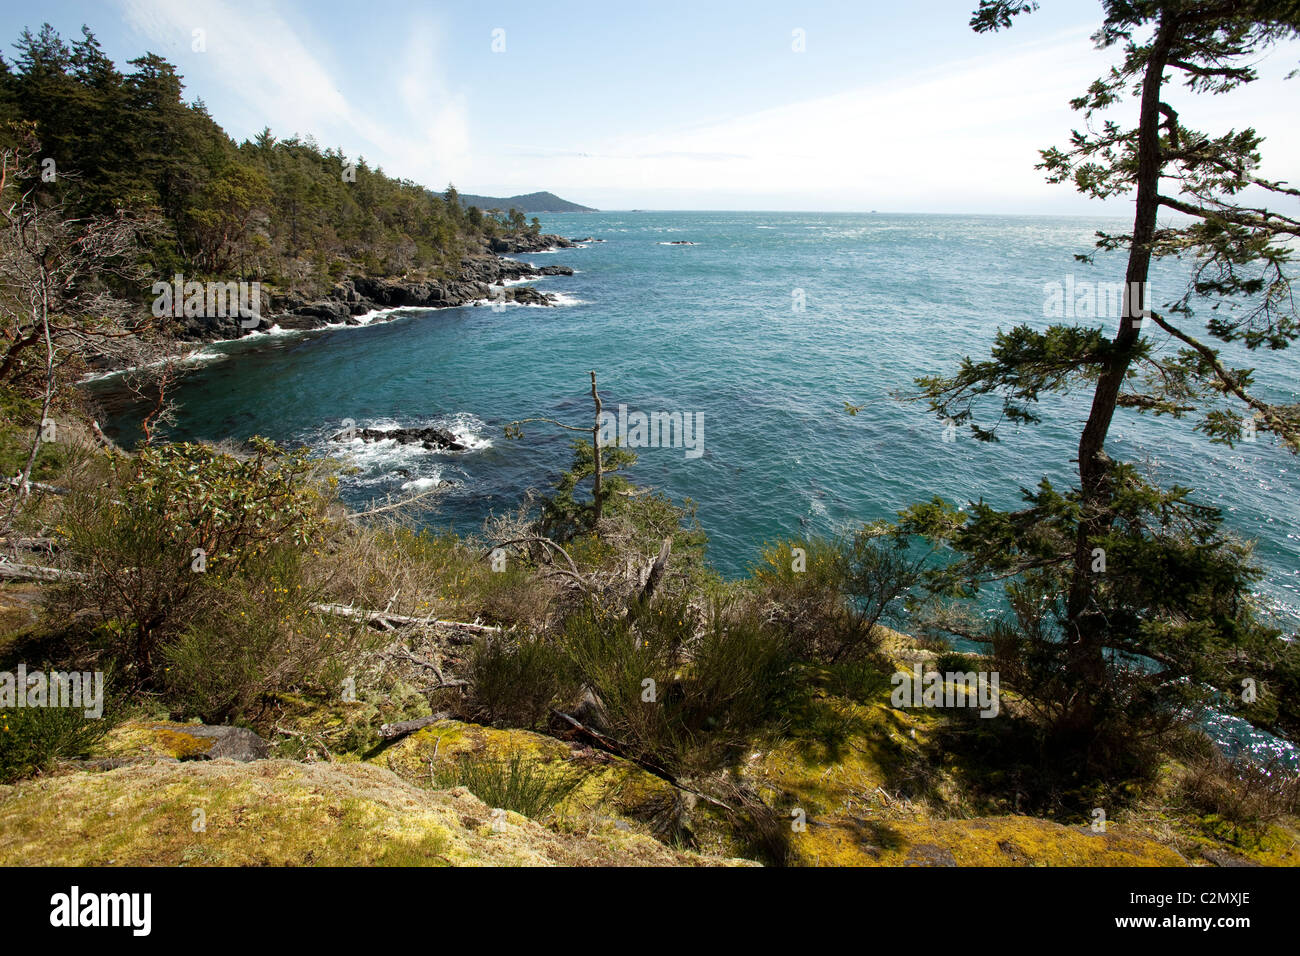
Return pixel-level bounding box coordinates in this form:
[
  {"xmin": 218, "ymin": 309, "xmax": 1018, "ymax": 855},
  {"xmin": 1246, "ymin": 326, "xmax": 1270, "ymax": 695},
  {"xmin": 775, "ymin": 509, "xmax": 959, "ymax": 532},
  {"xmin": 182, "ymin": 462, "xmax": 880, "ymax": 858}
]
[
  {"xmin": 90, "ymin": 211, "xmax": 1300, "ymax": 622},
  {"xmin": 87, "ymin": 210, "xmax": 1300, "ymax": 762}
]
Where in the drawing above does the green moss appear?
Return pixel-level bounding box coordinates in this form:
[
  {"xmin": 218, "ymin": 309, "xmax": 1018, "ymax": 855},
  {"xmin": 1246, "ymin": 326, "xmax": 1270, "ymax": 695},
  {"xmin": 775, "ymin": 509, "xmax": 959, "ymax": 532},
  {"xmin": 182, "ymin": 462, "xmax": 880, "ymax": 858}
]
[
  {"xmin": 791, "ymin": 815, "xmax": 1186, "ymax": 867},
  {"xmin": 96, "ymin": 720, "xmax": 219, "ymax": 760},
  {"xmin": 0, "ymin": 759, "xmax": 746, "ymax": 866},
  {"xmin": 373, "ymin": 719, "xmax": 679, "ymax": 831}
]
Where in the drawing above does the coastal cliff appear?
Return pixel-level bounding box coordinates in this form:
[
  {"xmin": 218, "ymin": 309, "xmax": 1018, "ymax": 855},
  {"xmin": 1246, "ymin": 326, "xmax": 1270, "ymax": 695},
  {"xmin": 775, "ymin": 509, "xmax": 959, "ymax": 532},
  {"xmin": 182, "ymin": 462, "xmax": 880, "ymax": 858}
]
[{"xmin": 172, "ymin": 233, "xmax": 580, "ymax": 342}]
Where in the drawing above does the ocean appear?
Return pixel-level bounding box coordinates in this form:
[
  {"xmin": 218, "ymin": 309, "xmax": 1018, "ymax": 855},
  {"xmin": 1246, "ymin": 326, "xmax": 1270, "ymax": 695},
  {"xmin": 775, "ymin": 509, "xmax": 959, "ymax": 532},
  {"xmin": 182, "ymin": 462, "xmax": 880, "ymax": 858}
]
[{"xmin": 87, "ymin": 211, "xmax": 1300, "ymax": 762}]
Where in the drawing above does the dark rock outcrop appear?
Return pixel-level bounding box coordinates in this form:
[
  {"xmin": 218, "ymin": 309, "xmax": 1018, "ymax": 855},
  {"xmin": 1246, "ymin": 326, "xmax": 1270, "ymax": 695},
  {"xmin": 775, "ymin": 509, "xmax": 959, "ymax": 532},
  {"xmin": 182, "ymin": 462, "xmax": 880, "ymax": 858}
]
[
  {"xmin": 166, "ymin": 234, "xmax": 579, "ymax": 344},
  {"xmin": 488, "ymin": 233, "xmax": 575, "ymax": 254},
  {"xmin": 333, "ymin": 426, "xmax": 469, "ymax": 452},
  {"xmin": 498, "ymin": 285, "xmax": 552, "ymax": 307}
]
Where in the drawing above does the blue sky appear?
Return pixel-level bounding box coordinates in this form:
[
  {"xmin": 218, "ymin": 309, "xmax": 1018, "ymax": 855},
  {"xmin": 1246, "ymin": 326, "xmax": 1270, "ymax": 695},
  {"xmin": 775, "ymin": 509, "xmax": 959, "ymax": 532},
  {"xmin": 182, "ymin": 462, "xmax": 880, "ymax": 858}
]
[{"xmin": 4, "ymin": 0, "xmax": 1298, "ymax": 212}]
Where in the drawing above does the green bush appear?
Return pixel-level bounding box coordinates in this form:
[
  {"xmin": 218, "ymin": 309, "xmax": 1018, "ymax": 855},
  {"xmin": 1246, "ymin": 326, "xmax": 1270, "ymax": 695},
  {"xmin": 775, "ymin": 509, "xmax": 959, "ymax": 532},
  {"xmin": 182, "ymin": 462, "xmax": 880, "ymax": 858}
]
[
  {"xmin": 0, "ymin": 699, "xmax": 116, "ymax": 783},
  {"xmin": 750, "ymin": 531, "xmax": 920, "ymax": 662},
  {"xmin": 558, "ymin": 598, "xmax": 796, "ymax": 773},
  {"xmin": 466, "ymin": 634, "xmax": 578, "ymax": 729},
  {"xmin": 51, "ymin": 438, "xmax": 333, "ymax": 687},
  {"xmin": 431, "ymin": 750, "xmax": 583, "ymax": 821},
  {"xmin": 160, "ymin": 549, "xmax": 373, "ymax": 723},
  {"xmin": 824, "ymin": 656, "xmax": 893, "ymax": 703}
]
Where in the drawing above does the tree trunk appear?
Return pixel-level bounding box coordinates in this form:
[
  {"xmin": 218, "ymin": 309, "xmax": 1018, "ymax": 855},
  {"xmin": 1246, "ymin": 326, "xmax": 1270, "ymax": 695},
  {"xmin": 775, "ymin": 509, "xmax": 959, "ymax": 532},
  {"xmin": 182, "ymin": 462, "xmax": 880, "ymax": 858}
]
[
  {"xmin": 590, "ymin": 369, "xmax": 603, "ymax": 525},
  {"xmin": 1061, "ymin": 16, "xmax": 1177, "ymax": 732}
]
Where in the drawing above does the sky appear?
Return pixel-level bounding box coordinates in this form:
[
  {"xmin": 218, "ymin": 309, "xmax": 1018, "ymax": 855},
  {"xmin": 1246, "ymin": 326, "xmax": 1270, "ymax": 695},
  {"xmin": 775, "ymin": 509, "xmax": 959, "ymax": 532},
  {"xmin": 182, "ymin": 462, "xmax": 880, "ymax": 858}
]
[{"xmin": 4, "ymin": 0, "xmax": 1298, "ymax": 213}]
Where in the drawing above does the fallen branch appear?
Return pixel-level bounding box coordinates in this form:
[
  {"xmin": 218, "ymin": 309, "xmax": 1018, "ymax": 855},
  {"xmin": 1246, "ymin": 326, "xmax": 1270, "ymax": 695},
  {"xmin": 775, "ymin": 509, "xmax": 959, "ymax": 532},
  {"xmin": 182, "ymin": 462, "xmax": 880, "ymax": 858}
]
[
  {"xmin": 348, "ymin": 483, "xmax": 449, "ymax": 520},
  {"xmin": 550, "ymin": 708, "xmax": 731, "ymax": 811},
  {"xmin": 3, "ymin": 477, "xmax": 71, "ymax": 496},
  {"xmin": 0, "ymin": 560, "xmax": 84, "ymax": 582},
  {"xmin": 0, "ymin": 536, "xmax": 60, "ymax": 551},
  {"xmin": 379, "ymin": 712, "xmax": 453, "ymax": 739},
  {"xmin": 311, "ymin": 602, "xmax": 501, "ymax": 643}
]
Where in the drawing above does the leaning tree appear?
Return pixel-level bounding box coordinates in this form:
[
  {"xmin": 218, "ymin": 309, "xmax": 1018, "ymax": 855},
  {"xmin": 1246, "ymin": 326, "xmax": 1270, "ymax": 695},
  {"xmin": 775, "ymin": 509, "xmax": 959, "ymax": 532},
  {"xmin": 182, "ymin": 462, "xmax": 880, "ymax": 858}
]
[{"xmin": 904, "ymin": 0, "xmax": 1300, "ymax": 754}]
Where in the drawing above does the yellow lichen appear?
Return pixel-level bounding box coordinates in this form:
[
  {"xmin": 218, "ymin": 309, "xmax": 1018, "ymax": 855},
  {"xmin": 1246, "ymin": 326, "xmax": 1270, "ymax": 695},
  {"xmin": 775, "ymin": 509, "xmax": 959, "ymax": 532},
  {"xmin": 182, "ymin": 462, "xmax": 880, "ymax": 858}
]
[
  {"xmin": 0, "ymin": 759, "xmax": 746, "ymax": 866},
  {"xmin": 372, "ymin": 719, "xmax": 679, "ymax": 830}
]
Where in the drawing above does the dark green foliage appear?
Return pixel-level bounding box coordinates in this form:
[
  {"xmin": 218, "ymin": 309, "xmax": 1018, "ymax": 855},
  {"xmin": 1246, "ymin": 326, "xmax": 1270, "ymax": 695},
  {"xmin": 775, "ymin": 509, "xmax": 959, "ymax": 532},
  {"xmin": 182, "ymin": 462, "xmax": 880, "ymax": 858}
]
[
  {"xmin": 557, "ymin": 598, "xmax": 797, "ymax": 773},
  {"xmin": 541, "ymin": 438, "xmax": 638, "ymax": 539},
  {"xmin": 160, "ymin": 549, "xmax": 372, "ymax": 724},
  {"xmin": 751, "ymin": 531, "xmax": 924, "ymax": 662},
  {"xmin": 888, "ymin": 0, "xmax": 1300, "ymax": 772},
  {"xmin": 465, "ymin": 634, "xmax": 579, "ymax": 730},
  {"xmin": 50, "ymin": 438, "xmax": 331, "ymax": 687},
  {"xmin": 0, "ymin": 692, "xmax": 116, "ymax": 783},
  {"xmin": 0, "ymin": 24, "xmax": 530, "ymax": 304},
  {"xmin": 898, "ymin": 463, "xmax": 1283, "ymax": 767}
]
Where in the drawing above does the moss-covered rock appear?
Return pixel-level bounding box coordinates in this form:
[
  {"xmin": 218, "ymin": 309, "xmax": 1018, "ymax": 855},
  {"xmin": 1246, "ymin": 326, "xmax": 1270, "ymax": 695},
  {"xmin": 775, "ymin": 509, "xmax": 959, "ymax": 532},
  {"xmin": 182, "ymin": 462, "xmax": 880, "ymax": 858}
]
[
  {"xmin": 372, "ymin": 719, "xmax": 681, "ymax": 833},
  {"xmin": 687, "ymin": 688, "xmax": 1189, "ymax": 867},
  {"xmin": 794, "ymin": 814, "xmax": 1186, "ymax": 866},
  {"xmin": 0, "ymin": 758, "xmax": 743, "ymax": 866},
  {"xmin": 95, "ymin": 719, "xmax": 269, "ymax": 762}
]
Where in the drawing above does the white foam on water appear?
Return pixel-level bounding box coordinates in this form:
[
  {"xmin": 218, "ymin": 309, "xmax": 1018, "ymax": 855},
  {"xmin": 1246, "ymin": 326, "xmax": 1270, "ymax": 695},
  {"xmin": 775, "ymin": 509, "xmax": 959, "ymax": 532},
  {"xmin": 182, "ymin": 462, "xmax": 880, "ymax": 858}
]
[
  {"xmin": 547, "ymin": 292, "xmax": 589, "ymax": 307},
  {"xmin": 400, "ymin": 475, "xmax": 443, "ymax": 492}
]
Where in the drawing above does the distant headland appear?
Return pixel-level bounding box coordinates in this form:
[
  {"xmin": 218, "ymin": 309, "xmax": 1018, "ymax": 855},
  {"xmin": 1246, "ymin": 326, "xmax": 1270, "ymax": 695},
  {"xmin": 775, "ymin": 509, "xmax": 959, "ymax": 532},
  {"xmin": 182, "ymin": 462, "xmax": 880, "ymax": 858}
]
[{"xmin": 457, "ymin": 190, "xmax": 597, "ymax": 213}]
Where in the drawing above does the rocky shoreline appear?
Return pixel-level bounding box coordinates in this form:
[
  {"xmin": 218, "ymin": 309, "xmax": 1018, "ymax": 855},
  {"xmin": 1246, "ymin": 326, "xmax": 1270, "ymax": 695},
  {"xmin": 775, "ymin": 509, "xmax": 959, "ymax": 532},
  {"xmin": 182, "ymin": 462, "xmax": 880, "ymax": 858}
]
[{"xmin": 173, "ymin": 233, "xmax": 582, "ymax": 342}]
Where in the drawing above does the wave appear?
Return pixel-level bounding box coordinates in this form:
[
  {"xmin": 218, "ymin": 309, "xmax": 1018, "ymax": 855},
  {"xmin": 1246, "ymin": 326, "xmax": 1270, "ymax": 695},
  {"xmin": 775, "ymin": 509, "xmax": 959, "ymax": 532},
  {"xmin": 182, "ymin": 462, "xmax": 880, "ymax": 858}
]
[
  {"xmin": 470, "ymin": 292, "xmax": 588, "ymax": 308},
  {"xmin": 545, "ymin": 292, "xmax": 589, "ymax": 307},
  {"xmin": 78, "ymin": 343, "xmax": 233, "ymax": 383},
  {"xmin": 315, "ymin": 412, "xmax": 491, "ymax": 500},
  {"xmin": 400, "ymin": 474, "xmax": 445, "ymax": 492},
  {"xmin": 320, "ymin": 412, "xmax": 490, "ymax": 468}
]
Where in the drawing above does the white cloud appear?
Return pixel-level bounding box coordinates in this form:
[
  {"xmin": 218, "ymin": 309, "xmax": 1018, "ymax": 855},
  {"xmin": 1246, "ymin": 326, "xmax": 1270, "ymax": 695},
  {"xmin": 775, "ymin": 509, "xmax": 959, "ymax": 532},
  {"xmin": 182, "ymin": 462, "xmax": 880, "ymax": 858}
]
[
  {"xmin": 498, "ymin": 28, "xmax": 1300, "ymax": 212},
  {"xmin": 117, "ymin": 0, "xmax": 471, "ymax": 189},
  {"xmin": 112, "ymin": 4, "xmax": 1300, "ymax": 212}
]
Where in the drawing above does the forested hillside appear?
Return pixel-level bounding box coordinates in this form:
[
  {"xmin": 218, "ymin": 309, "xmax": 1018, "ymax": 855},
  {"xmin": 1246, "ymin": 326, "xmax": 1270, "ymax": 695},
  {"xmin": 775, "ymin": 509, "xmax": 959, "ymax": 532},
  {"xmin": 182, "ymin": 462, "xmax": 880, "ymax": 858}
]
[{"xmin": 0, "ymin": 24, "xmax": 536, "ymax": 298}]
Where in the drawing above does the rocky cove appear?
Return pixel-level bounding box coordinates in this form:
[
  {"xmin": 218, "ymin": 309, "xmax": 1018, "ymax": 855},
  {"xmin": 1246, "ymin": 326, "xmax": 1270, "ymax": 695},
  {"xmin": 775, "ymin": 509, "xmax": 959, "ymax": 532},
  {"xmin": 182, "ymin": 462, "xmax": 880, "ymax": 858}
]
[{"xmin": 170, "ymin": 233, "xmax": 583, "ymax": 343}]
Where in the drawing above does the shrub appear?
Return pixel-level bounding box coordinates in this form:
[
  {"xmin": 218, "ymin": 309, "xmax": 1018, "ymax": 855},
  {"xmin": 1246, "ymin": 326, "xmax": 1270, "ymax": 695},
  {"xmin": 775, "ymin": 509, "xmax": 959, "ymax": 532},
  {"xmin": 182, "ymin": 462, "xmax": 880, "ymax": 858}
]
[
  {"xmin": 750, "ymin": 538, "xmax": 846, "ymax": 656},
  {"xmin": 558, "ymin": 598, "xmax": 796, "ymax": 773},
  {"xmin": 160, "ymin": 548, "xmax": 373, "ymax": 723},
  {"xmin": 51, "ymin": 438, "xmax": 332, "ymax": 687},
  {"xmin": 751, "ymin": 529, "xmax": 920, "ymax": 662},
  {"xmin": 473, "ymin": 565, "xmax": 556, "ymax": 631},
  {"xmin": 824, "ymin": 656, "xmax": 893, "ymax": 703},
  {"xmin": 0, "ymin": 698, "xmax": 116, "ymax": 783},
  {"xmin": 465, "ymin": 634, "xmax": 578, "ymax": 729},
  {"xmin": 1172, "ymin": 740, "xmax": 1300, "ymax": 833},
  {"xmin": 431, "ymin": 750, "xmax": 583, "ymax": 821}
]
